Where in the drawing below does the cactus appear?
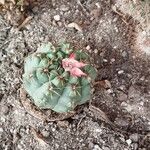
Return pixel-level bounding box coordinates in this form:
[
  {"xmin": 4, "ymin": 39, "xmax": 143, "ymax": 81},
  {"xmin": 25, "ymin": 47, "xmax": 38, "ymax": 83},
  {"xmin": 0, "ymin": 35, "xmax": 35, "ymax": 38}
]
[{"xmin": 23, "ymin": 43, "xmax": 97, "ymax": 113}]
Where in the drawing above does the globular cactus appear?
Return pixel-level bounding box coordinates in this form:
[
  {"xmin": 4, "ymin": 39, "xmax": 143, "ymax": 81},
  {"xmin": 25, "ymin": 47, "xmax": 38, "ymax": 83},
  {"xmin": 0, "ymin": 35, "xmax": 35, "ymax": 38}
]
[{"xmin": 23, "ymin": 43, "xmax": 97, "ymax": 113}]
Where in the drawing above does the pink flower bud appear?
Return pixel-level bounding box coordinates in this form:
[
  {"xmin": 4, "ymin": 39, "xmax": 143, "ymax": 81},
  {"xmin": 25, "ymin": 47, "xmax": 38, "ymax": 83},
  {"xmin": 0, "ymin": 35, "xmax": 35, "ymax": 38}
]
[
  {"xmin": 70, "ymin": 68, "xmax": 87, "ymax": 77},
  {"xmin": 62, "ymin": 53, "xmax": 87, "ymax": 77},
  {"xmin": 69, "ymin": 53, "xmax": 76, "ymax": 59}
]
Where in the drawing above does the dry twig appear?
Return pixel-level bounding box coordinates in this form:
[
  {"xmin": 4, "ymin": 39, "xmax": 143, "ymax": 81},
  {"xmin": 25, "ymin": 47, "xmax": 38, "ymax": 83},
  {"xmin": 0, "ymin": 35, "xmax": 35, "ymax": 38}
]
[{"xmin": 17, "ymin": 16, "xmax": 33, "ymax": 30}]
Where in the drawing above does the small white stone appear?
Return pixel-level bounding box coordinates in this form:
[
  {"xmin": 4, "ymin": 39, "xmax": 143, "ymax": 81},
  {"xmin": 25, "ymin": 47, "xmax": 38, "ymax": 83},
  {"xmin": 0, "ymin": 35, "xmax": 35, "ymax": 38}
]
[
  {"xmin": 126, "ymin": 139, "xmax": 132, "ymax": 145},
  {"xmin": 0, "ymin": 0, "xmax": 5, "ymax": 5},
  {"xmin": 0, "ymin": 117, "xmax": 5, "ymax": 122},
  {"xmin": 113, "ymin": 46, "xmax": 117, "ymax": 49},
  {"xmin": 94, "ymin": 49, "xmax": 98, "ymax": 53},
  {"xmin": 52, "ymin": 128, "xmax": 56, "ymax": 132},
  {"xmin": 55, "ymin": 143, "xmax": 59, "ymax": 148},
  {"xmin": 118, "ymin": 70, "xmax": 124, "ymax": 74},
  {"xmin": 122, "ymin": 51, "xmax": 127, "ymax": 57},
  {"xmin": 0, "ymin": 127, "xmax": 3, "ymax": 132},
  {"xmin": 129, "ymin": 133, "xmax": 139, "ymax": 142},
  {"xmin": 95, "ymin": 2, "xmax": 100, "ymax": 8},
  {"xmin": 53, "ymin": 15, "xmax": 60, "ymax": 21},
  {"xmin": 107, "ymin": 89, "xmax": 113, "ymax": 94},
  {"xmin": 93, "ymin": 144, "xmax": 102, "ymax": 150},
  {"xmin": 60, "ymin": 5, "xmax": 69, "ymax": 11},
  {"xmin": 86, "ymin": 45, "xmax": 91, "ymax": 50},
  {"xmin": 111, "ymin": 58, "xmax": 115, "ymax": 62},
  {"xmin": 121, "ymin": 102, "xmax": 128, "ymax": 107},
  {"xmin": 103, "ymin": 59, "xmax": 108, "ymax": 62},
  {"xmin": 41, "ymin": 130, "xmax": 50, "ymax": 137},
  {"xmin": 95, "ymin": 128, "xmax": 102, "ymax": 133},
  {"xmin": 140, "ymin": 76, "xmax": 145, "ymax": 81},
  {"xmin": 140, "ymin": 101, "xmax": 144, "ymax": 106}
]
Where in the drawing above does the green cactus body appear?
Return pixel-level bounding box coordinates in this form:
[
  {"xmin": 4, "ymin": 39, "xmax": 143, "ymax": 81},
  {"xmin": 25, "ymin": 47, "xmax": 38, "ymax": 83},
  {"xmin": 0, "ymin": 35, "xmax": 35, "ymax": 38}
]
[{"xmin": 23, "ymin": 43, "xmax": 97, "ymax": 113}]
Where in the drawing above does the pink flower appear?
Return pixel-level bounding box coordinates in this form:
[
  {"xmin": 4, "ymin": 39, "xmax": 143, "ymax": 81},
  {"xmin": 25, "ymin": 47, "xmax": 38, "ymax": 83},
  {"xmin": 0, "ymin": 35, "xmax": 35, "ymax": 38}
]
[
  {"xmin": 70, "ymin": 68, "xmax": 87, "ymax": 77},
  {"xmin": 62, "ymin": 53, "xmax": 87, "ymax": 77}
]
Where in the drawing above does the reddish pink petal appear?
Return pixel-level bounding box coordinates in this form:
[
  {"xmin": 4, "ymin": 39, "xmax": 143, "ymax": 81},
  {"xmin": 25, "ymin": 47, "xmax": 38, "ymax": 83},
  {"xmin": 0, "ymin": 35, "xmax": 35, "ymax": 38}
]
[
  {"xmin": 69, "ymin": 53, "xmax": 76, "ymax": 59},
  {"xmin": 73, "ymin": 61, "xmax": 87, "ymax": 68},
  {"xmin": 62, "ymin": 56, "xmax": 87, "ymax": 77},
  {"xmin": 62, "ymin": 58, "xmax": 86, "ymax": 70},
  {"xmin": 70, "ymin": 68, "xmax": 87, "ymax": 77}
]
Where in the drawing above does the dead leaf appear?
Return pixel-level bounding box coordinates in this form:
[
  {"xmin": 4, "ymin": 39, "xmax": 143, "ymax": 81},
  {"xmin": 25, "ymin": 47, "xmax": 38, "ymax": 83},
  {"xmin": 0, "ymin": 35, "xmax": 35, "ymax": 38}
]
[
  {"xmin": 10, "ymin": 0, "xmax": 15, "ymax": 4},
  {"xmin": 19, "ymin": 88, "xmax": 75, "ymax": 122},
  {"xmin": 0, "ymin": 0, "xmax": 16, "ymax": 5},
  {"xmin": 139, "ymin": 133, "xmax": 150, "ymax": 147},
  {"xmin": 48, "ymin": 111, "xmax": 75, "ymax": 122},
  {"xmin": 30, "ymin": 126, "xmax": 48, "ymax": 146},
  {"xmin": 94, "ymin": 80, "xmax": 111, "ymax": 89},
  {"xmin": 57, "ymin": 120, "xmax": 69, "ymax": 128},
  {"xmin": 13, "ymin": 132, "xmax": 21, "ymax": 144},
  {"xmin": 19, "ymin": 88, "xmax": 50, "ymax": 122},
  {"xmin": 111, "ymin": 5, "xmax": 124, "ymax": 17},
  {"xmin": 67, "ymin": 22, "xmax": 83, "ymax": 32},
  {"xmin": 17, "ymin": 16, "xmax": 33, "ymax": 30},
  {"xmin": 132, "ymin": 0, "xmax": 137, "ymax": 4},
  {"xmin": 90, "ymin": 8, "xmax": 101, "ymax": 20},
  {"xmin": 0, "ymin": 0, "xmax": 5, "ymax": 5},
  {"xmin": 89, "ymin": 105, "xmax": 115, "ymax": 127}
]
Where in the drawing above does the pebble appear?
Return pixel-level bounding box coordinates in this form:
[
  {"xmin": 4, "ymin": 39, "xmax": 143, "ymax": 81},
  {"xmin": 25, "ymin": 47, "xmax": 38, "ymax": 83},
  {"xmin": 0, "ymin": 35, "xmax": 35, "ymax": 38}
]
[
  {"xmin": 32, "ymin": 6, "xmax": 38, "ymax": 13},
  {"xmin": 60, "ymin": 5, "xmax": 69, "ymax": 11},
  {"xmin": 140, "ymin": 101, "xmax": 144, "ymax": 106},
  {"xmin": 118, "ymin": 85, "xmax": 126, "ymax": 91},
  {"xmin": 17, "ymin": 144, "xmax": 24, "ymax": 150},
  {"xmin": 53, "ymin": 15, "xmax": 60, "ymax": 21},
  {"xmin": 93, "ymin": 144, "xmax": 102, "ymax": 150},
  {"xmin": 95, "ymin": 2, "xmax": 101, "ymax": 8},
  {"xmin": 51, "ymin": 127, "xmax": 56, "ymax": 132},
  {"xmin": 131, "ymin": 143, "xmax": 138, "ymax": 150},
  {"xmin": 118, "ymin": 70, "xmax": 124, "ymax": 74},
  {"xmin": 120, "ymin": 137, "xmax": 125, "ymax": 142},
  {"xmin": 127, "ymin": 74, "xmax": 132, "ymax": 79},
  {"xmin": 113, "ymin": 17, "xmax": 118, "ymax": 22},
  {"xmin": 86, "ymin": 45, "xmax": 91, "ymax": 50},
  {"xmin": 110, "ymin": 58, "xmax": 115, "ymax": 62},
  {"xmin": 115, "ymin": 118, "xmax": 129, "ymax": 127},
  {"xmin": 129, "ymin": 133, "xmax": 139, "ymax": 142},
  {"xmin": 57, "ymin": 21, "xmax": 62, "ymax": 26},
  {"xmin": 94, "ymin": 128, "xmax": 102, "ymax": 133},
  {"xmin": 102, "ymin": 147, "xmax": 110, "ymax": 150},
  {"xmin": 126, "ymin": 139, "xmax": 132, "ymax": 145},
  {"xmin": 0, "ymin": 117, "xmax": 5, "ymax": 122},
  {"xmin": 1, "ymin": 105, "xmax": 9, "ymax": 115},
  {"xmin": 103, "ymin": 59, "xmax": 108, "ymax": 62},
  {"xmin": 41, "ymin": 130, "xmax": 50, "ymax": 138},
  {"xmin": 0, "ymin": 127, "xmax": 4, "ymax": 132},
  {"xmin": 140, "ymin": 76, "xmax": 145, "ymax": 81},
  {"xmin": 88, "ymin": 141, "xmax": 94, "ymax": 149},
  {"xmin": 96, "ymin": 80, "xmax": 111, "ymax": 90},
  {"xmin": 128, "ymin": 86, "xmax": 140, "ymax": 99},
  {"xmin": 57, "ymin": 120, "xmax": 69, "ymax": 127},
  {"xmin": 117, "ymin": 92, "xmax": 127, "ymax": 101},
  {"xmin": 67, "ymin": 22, "xmax": 82, "ymax": 32},
  {"xmin": 122, "ymin": 51, "xmax": 128, "ymax": 57},
  {"xmin": 94, "ymin": 49, "xmax": 98, "ymax": 53},
  {"xmin": 107, "ymin": 89, "xmax": 113, "ymax": 94},
  {"xmin": 55, "ymin": 143, "xmax": 59, "ymax": 149}
]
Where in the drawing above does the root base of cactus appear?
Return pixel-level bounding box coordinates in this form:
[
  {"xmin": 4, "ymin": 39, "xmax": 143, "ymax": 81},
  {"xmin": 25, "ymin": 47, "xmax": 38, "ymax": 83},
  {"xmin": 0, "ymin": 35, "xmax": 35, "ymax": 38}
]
[{"xmin": 20, "ymin": 88, "xmax": 79, "ymax": 121}]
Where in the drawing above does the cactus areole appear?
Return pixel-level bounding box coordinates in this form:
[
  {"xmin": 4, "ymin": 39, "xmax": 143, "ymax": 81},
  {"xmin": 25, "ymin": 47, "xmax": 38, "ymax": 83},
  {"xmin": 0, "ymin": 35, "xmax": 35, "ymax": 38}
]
[{"xmin": 23, "ymin": 43, "xmax": 97, "ymax": 113}]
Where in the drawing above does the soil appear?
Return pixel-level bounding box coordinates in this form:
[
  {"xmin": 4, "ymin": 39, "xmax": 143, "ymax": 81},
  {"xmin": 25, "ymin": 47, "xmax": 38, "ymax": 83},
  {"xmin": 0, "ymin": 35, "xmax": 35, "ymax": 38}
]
[{"xmin": 0, "ymin": 0, "xmax": 150, "ymax": 150}]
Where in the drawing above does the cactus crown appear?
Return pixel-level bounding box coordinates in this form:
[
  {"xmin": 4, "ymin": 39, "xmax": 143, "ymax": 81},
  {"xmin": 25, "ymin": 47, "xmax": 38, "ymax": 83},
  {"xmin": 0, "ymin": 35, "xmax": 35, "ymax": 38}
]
[{"xmin": 23, "ymin": 43, "xmax": 97, "ymax": 113}]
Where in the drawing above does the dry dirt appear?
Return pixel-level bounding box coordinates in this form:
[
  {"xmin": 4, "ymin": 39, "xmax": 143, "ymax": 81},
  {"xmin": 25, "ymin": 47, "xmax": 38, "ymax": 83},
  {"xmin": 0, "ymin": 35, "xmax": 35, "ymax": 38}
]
[{"xmin": 0, "ymin": 0, "xmax": 150, "ymax": 150}]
